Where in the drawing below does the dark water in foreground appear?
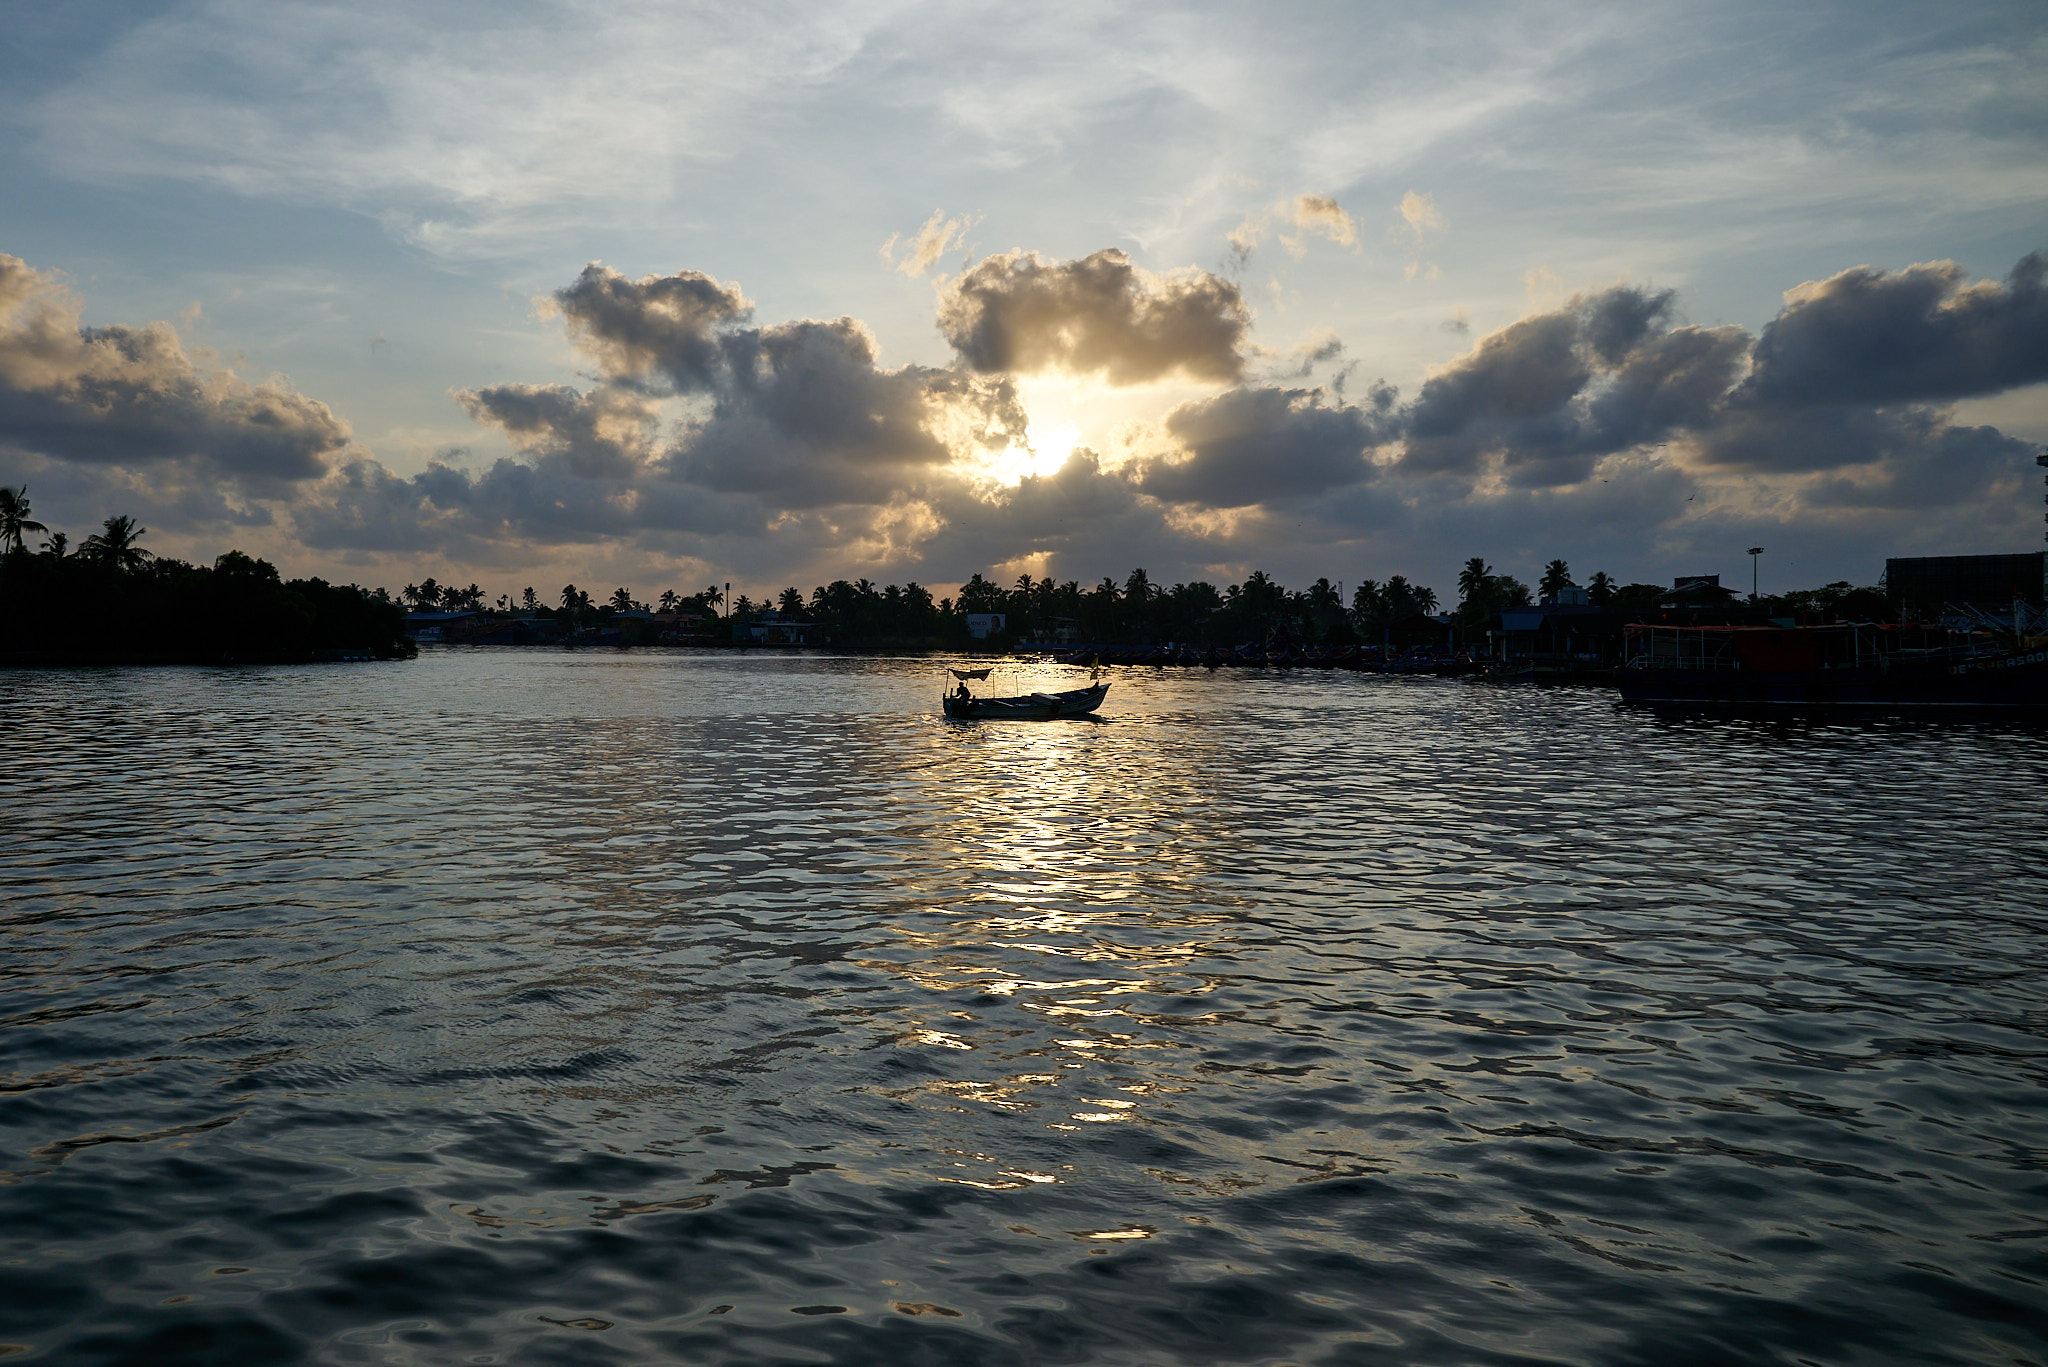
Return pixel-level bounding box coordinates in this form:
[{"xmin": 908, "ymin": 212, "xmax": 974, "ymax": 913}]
[{"xmin": 3, "ymin": 650, "xmax": 2046, "ymax": 1366}]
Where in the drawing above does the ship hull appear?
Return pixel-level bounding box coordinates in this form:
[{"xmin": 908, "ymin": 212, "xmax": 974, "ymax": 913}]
[{"xmin": 1618, "ymin": 647, "xmax": 2048, "ymax": 710}]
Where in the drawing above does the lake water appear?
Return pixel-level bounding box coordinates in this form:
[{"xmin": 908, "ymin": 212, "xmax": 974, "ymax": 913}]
[{"xmin": 3, "ymin": 649, "xmax": 2045, "ymax": 1365}]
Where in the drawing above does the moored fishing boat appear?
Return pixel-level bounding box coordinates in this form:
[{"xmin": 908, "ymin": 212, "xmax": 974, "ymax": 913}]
[{"xmin": 1617, "ymin": 622, "xmax": 2048, "ymax": 710}]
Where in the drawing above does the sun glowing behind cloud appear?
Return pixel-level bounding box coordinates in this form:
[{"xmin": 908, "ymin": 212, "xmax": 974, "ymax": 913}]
[{"xmin": 976, "ymin": 420, "xmax": 1077, "ymax": 485}]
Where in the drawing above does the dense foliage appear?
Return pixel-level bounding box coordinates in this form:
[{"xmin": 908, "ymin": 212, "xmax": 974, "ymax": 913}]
[
  {"xmin": 759, "ymin": 568, "xmax": 1448, "ymax": 648},
  {"xmin": 0, "ymin": 548, "xmax": 413, "ymax": 664},
  {"xmin": 394, "ymin": 556, "xmax": 1901, "ymax": 652},
  {"xmin": 1, "ymin": 487, "xmax": 1898, "ymax": 662}
]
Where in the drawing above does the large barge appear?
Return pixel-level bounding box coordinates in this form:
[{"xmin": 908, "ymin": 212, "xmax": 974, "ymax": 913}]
[{"xmin": 1617, "ymin": 622, "xmax": 2048, "ymax": 710}]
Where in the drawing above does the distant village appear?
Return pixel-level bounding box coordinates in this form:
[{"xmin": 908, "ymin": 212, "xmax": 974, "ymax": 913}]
[
  {"xmin": 4, "ymin": 486, "xmax": 2039, "ymax": 673},
  {"xmin": 399, "ymin": 553, "xmax": 2048, "ymax": 675}
]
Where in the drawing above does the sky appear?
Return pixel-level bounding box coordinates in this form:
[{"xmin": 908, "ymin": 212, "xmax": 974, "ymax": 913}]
[{"xmin": 2, "ymin": 0, "xmax": 2045, "ymax": 606}]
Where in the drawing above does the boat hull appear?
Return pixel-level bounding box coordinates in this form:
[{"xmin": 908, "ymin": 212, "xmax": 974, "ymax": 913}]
[
  {"xmin": 1617, "ymin": 647, "xmax": 2048, "ymax": 710},
  {"xmin": 943, "ymin": 682, "xmax": 1109, "ymax": 719}
]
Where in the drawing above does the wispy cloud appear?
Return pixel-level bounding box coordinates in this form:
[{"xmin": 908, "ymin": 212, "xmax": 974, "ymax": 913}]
[
  {"xmin": 881, "ymin": 210, "xmax": 980, "ymax": 277},
  {"xmin": 1227, "ymin": 194, "xmax": 1362, "ymax": 270}
]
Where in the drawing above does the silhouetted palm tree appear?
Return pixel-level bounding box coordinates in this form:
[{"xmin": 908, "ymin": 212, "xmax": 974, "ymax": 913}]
[
  {"xmin": 610, "ymin": 586, "xmax": 635, "ymax": 612},
  {"xmin": 0, "ymin": 486, "xmax": 49, "ymax": 555},
  {"xmin": 1457, "ymin": 557, "xmax": 1492, "ymax": 606},
  {"xmin": 1414, "ymin": 586, "xmax": 1440, "ymax": 613},
  {"xmin": 41, "ymin": 531, "xmax": 68, "ymax": 559},
  {"xmin": 80, "ymin": 515, "xmax": 152, "ymax": 572},
  {"xmin": 1587, "ymin": 571, "xmax": 1614, "ymax": 604},
  {"xmin": 522, "ymin": 587, "xmax": 541, "ymax": 613},
  {"xmin": 658, "ymin": 589, "xmax": 680, "ymax": 612},
  {"xmin": 1540, "ymin": 559, "xmax": 1573, "ymax": 598}
]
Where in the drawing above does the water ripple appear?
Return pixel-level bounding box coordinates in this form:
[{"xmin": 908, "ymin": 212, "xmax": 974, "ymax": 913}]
[{"xmin": 1, "ymin": 652, "xmax": 2044, "ymax": 1364}]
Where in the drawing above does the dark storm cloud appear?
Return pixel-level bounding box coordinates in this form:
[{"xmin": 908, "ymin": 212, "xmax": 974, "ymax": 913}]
[
  {"xmin": 0, "ymin": 253, "xmax": 351, "ymax": 491},
  {"xmin": 548, "ymin": 263, "xmax": 752, "ymax": 390},
  {"xmin": 1139, "ymin": 384, "xmax": 1396, "ymax": 508},
  {"xmin": 1740, "ymin": 253, "xmax": 2048, "ymax": 407},
  {"xmin": 937, "ymin": 249, "xmax": 1250, "ymax": 384}
]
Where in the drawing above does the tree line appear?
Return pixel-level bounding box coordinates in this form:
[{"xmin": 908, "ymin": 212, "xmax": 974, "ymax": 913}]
[
  {"xmin": 6, "ymin": 485, "xmax": 1890, "ymax": 657},
  {"xmin": 313, "ymin": 554, "xmax": 1895, "ymax": 650},
  {"xmin": 1, "ymin": 489, "xmax": 411, "ymax": 664}
]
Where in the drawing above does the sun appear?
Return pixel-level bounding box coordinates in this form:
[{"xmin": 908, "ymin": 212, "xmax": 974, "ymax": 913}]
[
  {"xmin": 1027, "ymin": 420, "xmax": 1079, "ymax": 472},
  {"xmin": 985, "ymin": 419, "xmax": 1080, "ymax": 485}
]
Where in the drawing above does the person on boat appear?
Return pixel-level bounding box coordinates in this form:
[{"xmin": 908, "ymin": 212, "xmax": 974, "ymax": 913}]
[{"xmin": 953, "ymin": 680, "xmax": 973, "ymax": 702}]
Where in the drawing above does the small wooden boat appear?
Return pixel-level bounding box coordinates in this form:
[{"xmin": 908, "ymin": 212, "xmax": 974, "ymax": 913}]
[{"xmin": 943, "ymin": 681, "xmax": 1109, "ymax": 720}]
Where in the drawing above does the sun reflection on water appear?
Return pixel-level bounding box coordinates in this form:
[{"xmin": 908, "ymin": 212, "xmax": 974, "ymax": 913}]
[{"xmin": 856, "ymin": 692, "xmax": 1246, "ymax": 1168}]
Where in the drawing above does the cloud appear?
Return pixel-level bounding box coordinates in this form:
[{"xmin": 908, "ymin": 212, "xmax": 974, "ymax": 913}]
[
  {"xmin": 1397, "ymin": 191, "xmax": 1442, "ymax": 242},
  {"xmin": 0, "ymin": 252, "xmax": 352, "ymax": 530},
  {"xmin": 1140, "ymin": 384, "xmax": 1397, "ymax": 509},
  {"xmin": 1227, "ymin": 194, "xmax": 1360, "ymax": 268},
  {"xmin": 666, "ymin": 318, "xmax": 1017, "ymax": 508},
  {"xmin": 1739, "ymin": 252, "xmax": 2048, "ymax": 407},
  {"xmin": 882, "ymin": 210, "xmax": 978, "ymax": 277},
  {"xmin": 458, "ymin": 382, "xmax": 659, "ymax": 480},
  {"xmin": 1395, "ymin": 252, "xmax": 2047, "ymax": 517},
  {"xmin": 1403, "ymin": 303, "xmax": 1599, "ymax": 480},
  {"xmin": 914, "ymin": 448, "xmax": 1171, "ymax": 572},
  {"xmin": 5, "ymin": 244, "xmax": 2042, "ymax": 601},
  {"xmin": 483, "ymin": 264, "xmax": 1030, "ymax": 512},
  {"xmin": 938, "ymin": 249, "xmax": 1249, "ymax": 385},
  {"xmin": 291, "ymin": 450, "xmax": 754, "ymax": 560},
  {"xmin": 1797, "ymin": 419, "xmax": 2030, "ymax": 510},
  {"xmin": 1290, "ymin": 195, "xmax": 1359, "ymax": 251},
  {"xmin": 1393, "ymin": 191, "xmax": 1446, "ymax": 281},
  {"xmin": 1583, "ymin": 323, "xmax": 1751, "ymax": 450},
  {"xmin": 546, "ymin": 263, "xmax": 752, "ymax": 391},
  {"xmin": 1402, "ymin": 284, "xmax": 1748, "ymax": 486}
]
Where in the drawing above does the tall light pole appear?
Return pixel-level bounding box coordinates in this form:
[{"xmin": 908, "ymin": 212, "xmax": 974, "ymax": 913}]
[{"xmin": 1747, "ymin": 546, "xmax": 1764, "ymax": 602}]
